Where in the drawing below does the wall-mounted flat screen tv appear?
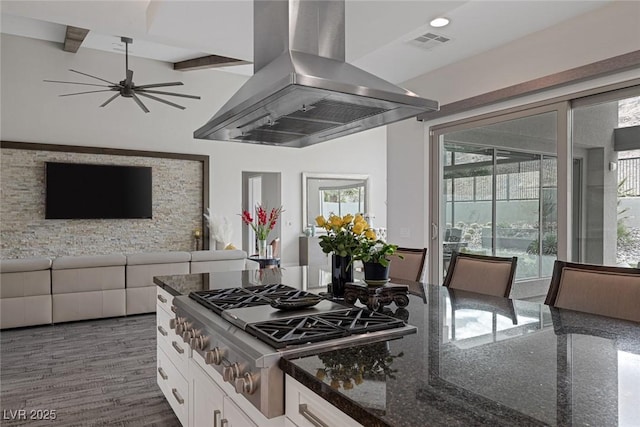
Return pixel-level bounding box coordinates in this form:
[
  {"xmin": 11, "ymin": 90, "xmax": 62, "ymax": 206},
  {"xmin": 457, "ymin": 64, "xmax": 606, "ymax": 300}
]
[{"xmin": 45, "ymin": 162, "xmax": 152, "ymax": 219}]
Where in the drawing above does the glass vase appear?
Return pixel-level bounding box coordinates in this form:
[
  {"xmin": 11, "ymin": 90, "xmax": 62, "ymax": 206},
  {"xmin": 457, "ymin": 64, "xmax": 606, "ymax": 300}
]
[
  {"xmin": 331, "ymin": 254, "xmax": 353, "ymax": 298},
  {"xmin": 257, "ymin": 239, "xmax": 268, "ymax": 258}
]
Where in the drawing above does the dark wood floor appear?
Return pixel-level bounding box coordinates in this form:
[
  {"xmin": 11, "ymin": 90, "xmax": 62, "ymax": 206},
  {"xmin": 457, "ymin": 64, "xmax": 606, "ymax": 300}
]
[{"xmin": 0, "ymin": 315, "xmax": 180, "ymax": 426}]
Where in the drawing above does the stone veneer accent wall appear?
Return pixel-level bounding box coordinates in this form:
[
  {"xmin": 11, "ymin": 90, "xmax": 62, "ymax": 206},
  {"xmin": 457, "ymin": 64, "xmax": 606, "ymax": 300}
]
[{"xmin": 1, "ymin": 146, "xmax": 204, "ymax": 259}]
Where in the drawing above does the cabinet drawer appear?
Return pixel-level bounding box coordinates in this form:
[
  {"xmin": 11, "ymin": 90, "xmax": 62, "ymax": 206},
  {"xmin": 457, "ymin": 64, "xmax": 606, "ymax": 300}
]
[
  {"xmin": 157, "ymin": 308, "xmax": 189, "ymax": 375},
  {"xmin": 156, "ymin": 286, "xmax": 174, "ymax": 316},
  {"xmin": 157, "ymin": 347, "xmax": 188, "ymax": 426},
  {"xmin": 223, "ymin": 395, "xmax": 258, "ymax": 427},
  {"xmin": 285, "ymin": 376, "xmax": 362, "ymax": 427},
  {"xmin": 156, "ymin": 305, "xmax": 172, "ymax": 347}
]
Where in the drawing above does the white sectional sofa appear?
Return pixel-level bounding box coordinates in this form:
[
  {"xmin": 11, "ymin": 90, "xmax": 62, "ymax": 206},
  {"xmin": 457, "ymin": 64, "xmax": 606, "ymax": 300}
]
[
  {"xmin": 125, "ymin": 251, "xmax": 191, "ymax": 315},
  {"xmin": 52, "ymin": 254, "xmax": 127, "ymax": 323},
  {"xmin": 0, "ymin": 257, "xmax": 53, "ymax": 329},
  {"xmin": 0, "ymin": 249, "xmax": 247, "ymax": 329}
]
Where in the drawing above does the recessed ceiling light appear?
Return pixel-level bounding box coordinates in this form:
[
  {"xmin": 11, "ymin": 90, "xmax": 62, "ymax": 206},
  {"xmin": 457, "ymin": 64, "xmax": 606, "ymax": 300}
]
[{"xmin": 430, "ymin": 17, "xmax": 450, "ymax": 28}]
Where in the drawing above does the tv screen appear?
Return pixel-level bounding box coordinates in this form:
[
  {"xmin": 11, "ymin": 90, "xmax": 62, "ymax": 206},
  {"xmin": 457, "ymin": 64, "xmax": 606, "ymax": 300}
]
[{"xmin": 45, "ymin": 162, "xmax": 152, "ymax": 219}]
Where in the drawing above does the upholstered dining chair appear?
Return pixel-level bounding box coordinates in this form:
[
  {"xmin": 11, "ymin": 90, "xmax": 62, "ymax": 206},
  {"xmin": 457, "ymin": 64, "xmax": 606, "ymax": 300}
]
[
  {"xmin": 389, "ymin": 247, "xmax": 427, "ymax": 282},
  {"xmin": 544, "ymin": 261, "xmax": 640, "ymax": 323},
  {"xmin": 443, "ymin": 251, "xmax": 517, "ymax": 298}
]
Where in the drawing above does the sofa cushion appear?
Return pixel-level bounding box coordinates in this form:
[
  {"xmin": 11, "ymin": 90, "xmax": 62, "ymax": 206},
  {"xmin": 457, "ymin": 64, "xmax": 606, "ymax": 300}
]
[
  {"xmin": 126, "ymin": 262, "xmax": 189, "ymax": 288},
  {"xmin": 1, "ymin": 270, "xmax": 51, "ymax": 298},
  {"xmin": 52, "ymin": 254, "xmax": 126, "ymax": 270},
  {"xmin": 126, "ymin": 287, "xmax": 157, "ymax": 315},
  {"xmin": 190, "ymin": 250, "xmax": 247, "ymax": 262},
  {"xmin": 52, "ymin": 289, "xmax": 125, "ymax": 323},
  {"xmin": 0, "ymin": 295, "xmax": 52, "ymax": 329},
  {"xmin": 52, "ymin": 265, "xmax": 125, "ymax": 294},
  {"xmin": 127, "ymin": 251, "xmax": 191, "ymax": 266},
  {"xmin": 1, "ymin": 257, "xmax": 52, "ymax": 273}
]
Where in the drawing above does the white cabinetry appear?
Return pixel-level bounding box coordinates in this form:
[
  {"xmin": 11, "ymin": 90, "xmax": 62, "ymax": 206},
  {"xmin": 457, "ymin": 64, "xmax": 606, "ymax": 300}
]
[
  {"xmin": 156, "ymin": 286, "xmax": 361, "ymax": 427},
  {"xmin": 191, "ymin": 360, "xmax": 225, "ymax": 426},
  {"xmin": 190, "ymin": 356, "xmax": 257, "ymax": 427},
  {"xmin": 285, "ymin": 375, "xmax": 362, "ymax": 427},
  {"xmin": 223, "ymin": 396, "xmax": 258, "ymax": 427},
  {"xmin": 156, "ymin": 286, "xmax": 190, "ymax": 426}
]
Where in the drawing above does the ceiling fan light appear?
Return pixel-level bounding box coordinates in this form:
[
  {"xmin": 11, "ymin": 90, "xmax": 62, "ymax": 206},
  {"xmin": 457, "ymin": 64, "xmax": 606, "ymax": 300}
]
[
  {"xmin": 430, "ymin": 17, "xmax": 450, "ymax": 28},
  {"xmin": 45, "ymin": 37, "xmax": 200, "ymax": 113}
]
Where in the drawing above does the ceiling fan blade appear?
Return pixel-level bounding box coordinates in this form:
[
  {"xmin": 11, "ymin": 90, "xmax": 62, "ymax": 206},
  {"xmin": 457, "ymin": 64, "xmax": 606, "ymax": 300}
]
[
  {"xmin": 131, "ymin": 93, "xmax": 150, "ymax": 113},
  {"xmin": 136, "ymin": 92, "xmax": 186, "ymax": 110},
  {"xmin": 137, "ymin": 89, "xmax": 201, "ymax": 100},
  {"xmin": 69, "ymin": 69, "xmax": 120, "ymax": 86},
  {"xmin": 59, "ymin": 89, "xmax": 116, "ymax": 97},
  {"xmin": 100, "ymin": 93, "xmax": 121, "ymax": 108},
  {"xmin": 44, "ymin": 80, "xmax": 113, "ymax": 88},
  {"xmin": 135, "ymin": 82, "xmax": 184, "ymax": 89},
  {"xmin": 125, "ymin": 69, "xmax": 133, "ymax": 87}
]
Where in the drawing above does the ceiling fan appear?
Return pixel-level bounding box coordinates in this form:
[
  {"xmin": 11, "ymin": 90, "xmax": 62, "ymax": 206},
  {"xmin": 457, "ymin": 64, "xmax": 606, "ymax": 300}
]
[{"xmin": 44, "ymin": 37, "xmax": 201, "ymax": 113}]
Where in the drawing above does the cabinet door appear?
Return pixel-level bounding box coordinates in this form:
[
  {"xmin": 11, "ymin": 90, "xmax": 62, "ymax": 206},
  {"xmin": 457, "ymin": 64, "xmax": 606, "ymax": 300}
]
[
  {"xmin": 285, "ymin": 375, "xmax": 362, "ymax": 427},
  {"xmin": 222, "ymin": 396, "xmax": 257, "ymax": 427},
  {"xmin": 192, "ymin": 365, "xmax": 225, "ymax": 427}
]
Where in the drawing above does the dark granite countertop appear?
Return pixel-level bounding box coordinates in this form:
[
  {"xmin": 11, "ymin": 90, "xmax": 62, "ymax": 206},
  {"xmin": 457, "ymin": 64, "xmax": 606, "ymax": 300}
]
[
  {"xmin": 280, "ymin": 285, "xmax": 640, "ymax": 427},
  {"xmin": 154, "ymin": 268, "xmax": 640, "ymax": 426}
]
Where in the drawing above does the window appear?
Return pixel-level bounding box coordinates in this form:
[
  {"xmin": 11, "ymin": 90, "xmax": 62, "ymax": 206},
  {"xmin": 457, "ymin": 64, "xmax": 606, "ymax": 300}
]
[{"xmin": 319, "ymin": 183, "xmax": 365, "ymax": 218}]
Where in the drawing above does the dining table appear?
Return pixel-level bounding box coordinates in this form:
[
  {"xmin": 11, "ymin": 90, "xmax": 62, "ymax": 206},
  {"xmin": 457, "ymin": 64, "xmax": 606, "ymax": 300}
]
[{"xmin": 279, "ymin": 274, "xmax": 640, "ymax": 426}]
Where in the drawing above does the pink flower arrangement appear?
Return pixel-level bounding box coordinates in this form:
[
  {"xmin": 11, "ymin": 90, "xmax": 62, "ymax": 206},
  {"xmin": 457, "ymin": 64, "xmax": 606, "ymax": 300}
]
[{"xmin": 241, "ymin": 204, "xmax": 283, "ymax": 240}]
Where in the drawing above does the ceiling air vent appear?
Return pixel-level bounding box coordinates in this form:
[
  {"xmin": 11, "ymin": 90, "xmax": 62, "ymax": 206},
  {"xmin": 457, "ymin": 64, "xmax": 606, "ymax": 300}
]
[{"xmin": 408, "ymin": 32, "xmax": 451, "ymax": 50}]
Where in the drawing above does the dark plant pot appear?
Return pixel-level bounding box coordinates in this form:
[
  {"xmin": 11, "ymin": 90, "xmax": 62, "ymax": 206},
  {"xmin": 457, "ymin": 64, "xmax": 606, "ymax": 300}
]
[
  {"xmin": 363, "ymin": 261, "xmax": 390, "ymax": 282},
  {"xmin": 331, "ymin": 254, "xmax": 353, "ymax": 298}
]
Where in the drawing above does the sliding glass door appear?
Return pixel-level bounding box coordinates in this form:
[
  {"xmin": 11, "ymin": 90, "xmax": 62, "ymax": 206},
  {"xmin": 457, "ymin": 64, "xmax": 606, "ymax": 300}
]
[
  {"xmin": 429, "ymin": 83, "xmax": 639, "ymax": 299},
  {"xmin": 431, "ymin": 106, "xmax": 565, "ymax": 296},
  {"xmin": 571, "ymin": 89, "xmax": 640, "ymax": 267}
]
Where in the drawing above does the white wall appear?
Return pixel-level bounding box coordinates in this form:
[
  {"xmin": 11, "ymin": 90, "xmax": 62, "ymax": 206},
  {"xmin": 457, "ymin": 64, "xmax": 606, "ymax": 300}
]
[
  {"xmin": 402, "ymin": 1, "xmax": 640, "ymax": 106},
  {"xmin": 0, "ymin": 34, "xmax": 388, "ymax": 266},
  {"xmin": 387, "ymin": 1, "xmax": 640, "ymax": 271}
]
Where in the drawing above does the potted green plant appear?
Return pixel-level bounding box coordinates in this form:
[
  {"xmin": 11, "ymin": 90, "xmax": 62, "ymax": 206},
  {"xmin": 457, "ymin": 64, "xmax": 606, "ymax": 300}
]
[{"xmin": 356, "ymin": 239, "xmax": 403, "ymax": 285}]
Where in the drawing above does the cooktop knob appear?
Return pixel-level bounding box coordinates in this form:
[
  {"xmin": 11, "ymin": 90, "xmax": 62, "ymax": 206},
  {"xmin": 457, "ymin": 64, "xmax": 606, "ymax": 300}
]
[
  {"xmin": 235, "ymin": 372, "xmax": 258, "ymax": 395},
  {"xmin": 190, "ymin": 335, "xmax": 208, "ymax": 351},
  {"xmin": 175, "ymin": 320, "xmax": 191, "ymax": 335},
  {"xmin": 205, "ymin": 347, "xmax": 223, "ymax": 365},
  {"xmin": 222, "ymin": 363, "xmax": 240, "ymax": 383},
  {"xmin": 182, "ymin": 328, "xmax": 197, "ymax": 342},
  {"xmin": 171, "ymin": 316, "xmax": 184, "ymax": 330}
]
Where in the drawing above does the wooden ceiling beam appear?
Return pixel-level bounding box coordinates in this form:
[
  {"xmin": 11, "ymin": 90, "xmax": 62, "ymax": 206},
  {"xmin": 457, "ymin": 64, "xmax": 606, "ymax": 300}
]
[
  {"xmin": 63, "ymin": 26, "xmax": 90, "ymax": 53},
  {"xmin": 174, "ymin": 55, "xmax": 250, "ymax": 71}
]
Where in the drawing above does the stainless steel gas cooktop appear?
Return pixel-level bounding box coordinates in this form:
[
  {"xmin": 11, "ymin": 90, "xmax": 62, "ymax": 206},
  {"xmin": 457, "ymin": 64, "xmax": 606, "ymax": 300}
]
[{"xmin": 172, "ymin": 283, "xmax": 416, "ymax": 418}]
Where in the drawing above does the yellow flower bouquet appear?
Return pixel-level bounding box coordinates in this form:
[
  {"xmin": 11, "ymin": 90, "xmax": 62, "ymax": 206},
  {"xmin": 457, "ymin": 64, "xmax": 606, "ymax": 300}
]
[{"xmin": 316, "ymin": 213, "xmax": 376, "ymax": 258}]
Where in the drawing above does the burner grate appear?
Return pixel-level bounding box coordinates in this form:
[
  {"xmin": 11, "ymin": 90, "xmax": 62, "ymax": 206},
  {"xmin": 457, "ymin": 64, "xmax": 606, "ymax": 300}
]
[
  {"xmin": 189, "ymin": 284, "xmax": 318, "ymax": 315},
  {"xmin": 248, "ymin": 284, "xmax": 319, "ymax": 301},
  {"xmin": 247, "ymin": 308, "xmax": 405, "ymax": 348},
  {"xmin": 190, "ymin": 287, "xmax": 271, "ymax": 314},
  {"xmin": 246, "ymin": 316, "xmax": 348, "ymax": 349},
  {"xmin": 316, "ymin": 308, "xmax": 405, "ymax": 334}
]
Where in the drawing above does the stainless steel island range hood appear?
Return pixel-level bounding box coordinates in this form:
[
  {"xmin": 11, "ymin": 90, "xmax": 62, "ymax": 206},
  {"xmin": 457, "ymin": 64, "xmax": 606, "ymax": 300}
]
[{"xmin": 194, "ymin": 0, "xmax": 438, "ymax": 148}]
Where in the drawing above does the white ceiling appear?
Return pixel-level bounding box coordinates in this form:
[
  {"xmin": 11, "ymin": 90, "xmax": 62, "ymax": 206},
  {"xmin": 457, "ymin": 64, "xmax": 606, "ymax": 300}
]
[{"xmin": 0, "ymin": 0, "xmax": 612, "ymax": 84}]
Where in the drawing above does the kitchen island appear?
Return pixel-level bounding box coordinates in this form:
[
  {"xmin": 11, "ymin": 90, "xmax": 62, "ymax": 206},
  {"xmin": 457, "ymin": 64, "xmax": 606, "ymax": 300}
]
[{"xmin": 155, "ymin": 267, "xmax": 640, "ymax": 427}]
